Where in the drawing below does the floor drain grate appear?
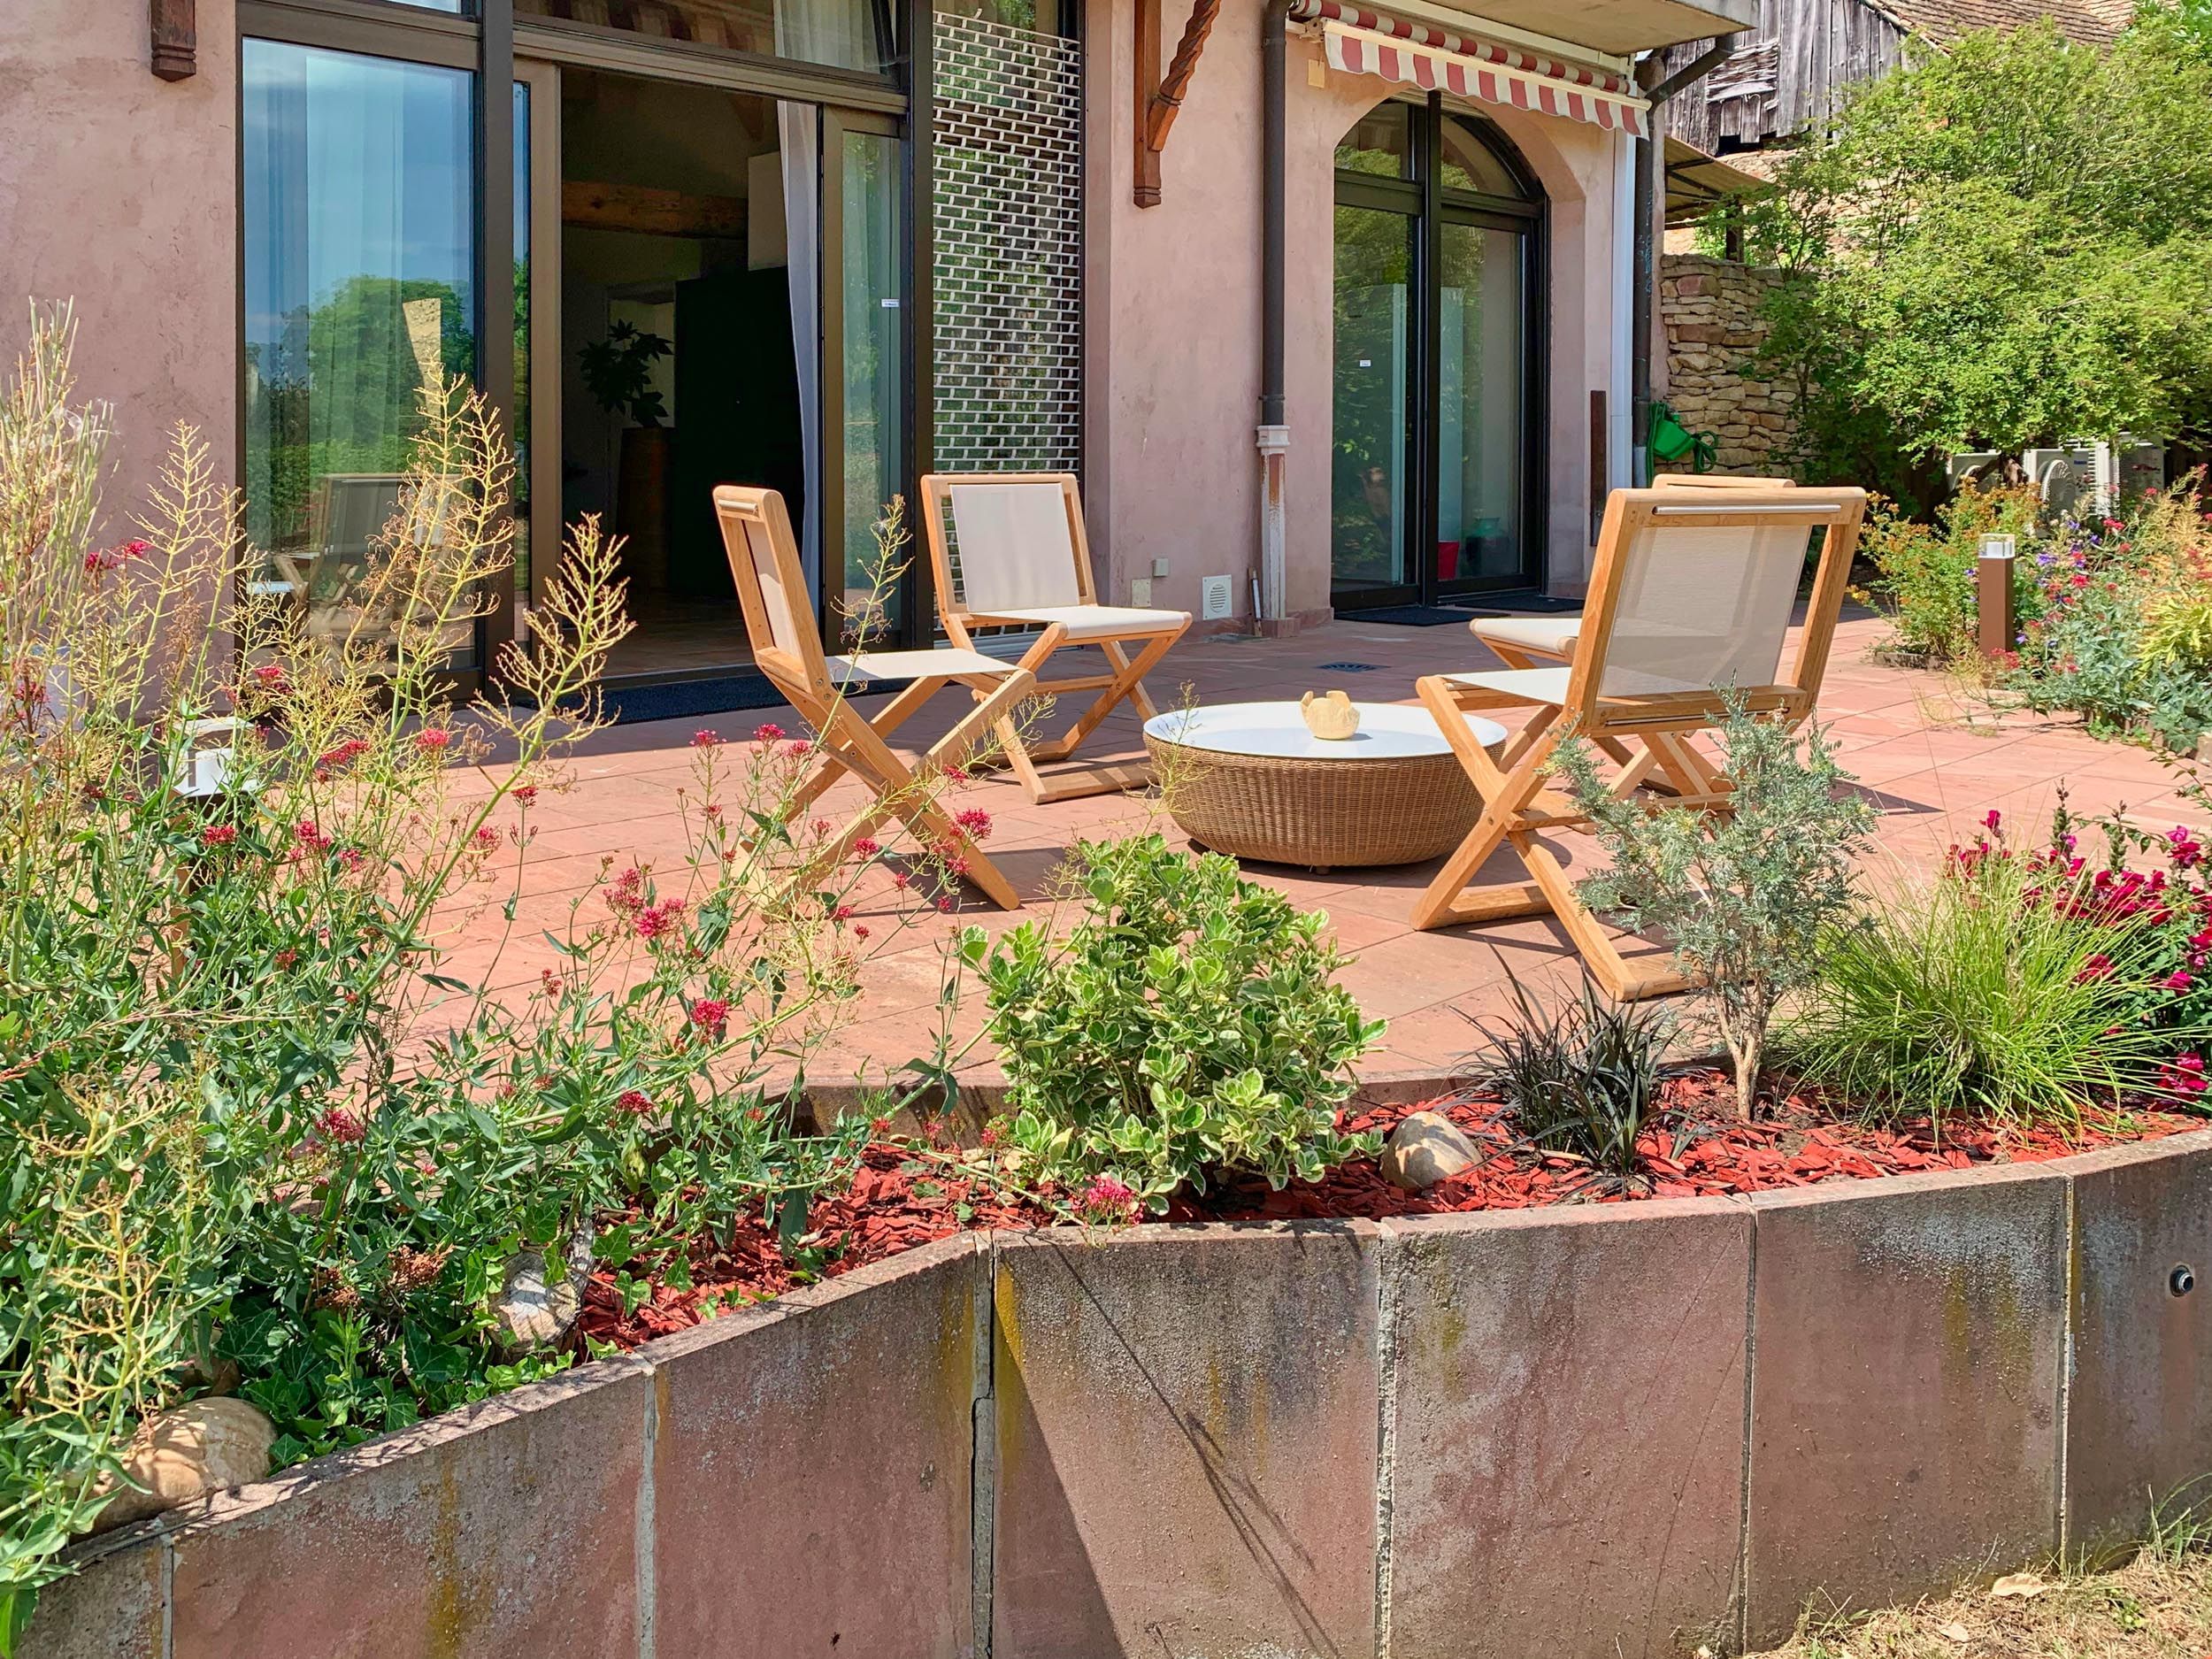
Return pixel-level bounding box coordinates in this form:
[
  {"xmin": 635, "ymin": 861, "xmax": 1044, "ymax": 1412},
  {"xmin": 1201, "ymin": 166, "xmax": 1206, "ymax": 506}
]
[{"xmin": 1315, "ymin": 661, "xmax": 1382, "ymax": 672}]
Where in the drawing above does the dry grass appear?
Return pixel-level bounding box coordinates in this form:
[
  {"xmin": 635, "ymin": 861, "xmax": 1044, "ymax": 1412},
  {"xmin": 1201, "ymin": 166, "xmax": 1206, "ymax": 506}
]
[{"xmin": 1754, "ymin": 1509, "xmax": 2212, "ymax": 1659}]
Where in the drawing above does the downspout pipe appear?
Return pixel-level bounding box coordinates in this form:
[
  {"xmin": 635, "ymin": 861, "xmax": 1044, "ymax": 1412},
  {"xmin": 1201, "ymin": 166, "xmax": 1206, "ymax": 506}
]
[
  {"xmin": 1631, "ymin": 35, "xmax": 1738, "ymax": 485},
  {"xmin": 1256, "ymin": 0, "xmax": 1291, "ymax": 626}
]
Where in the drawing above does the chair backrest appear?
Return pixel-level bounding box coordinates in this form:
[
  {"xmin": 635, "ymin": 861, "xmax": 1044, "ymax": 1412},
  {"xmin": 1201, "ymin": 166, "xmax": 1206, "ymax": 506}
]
[
  {"xmin": 1650, "ymin": 473, "xmax": 1794, "ymax": 490},
  {"xmin": 1566, "ymin": 485, "xmax": 1866, "ymax": 718},
  {"xmin": 713, "ymin": 485, "xmax": 829, "ymax": 699},
  {"xmin": 918, "ymin": 472, "xmax": 1093, "ymax": 619}
]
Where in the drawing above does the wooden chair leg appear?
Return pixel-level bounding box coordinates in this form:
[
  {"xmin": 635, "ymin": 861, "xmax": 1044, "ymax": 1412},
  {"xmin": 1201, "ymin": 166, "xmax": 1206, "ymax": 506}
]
[
  {"xmin": 1517, "ymin": 832, "xmax": 1691, "ymax": 1001},
  {"xmin": 998, "ymin": 626, "xmax": 1181, "ymax": 804}
]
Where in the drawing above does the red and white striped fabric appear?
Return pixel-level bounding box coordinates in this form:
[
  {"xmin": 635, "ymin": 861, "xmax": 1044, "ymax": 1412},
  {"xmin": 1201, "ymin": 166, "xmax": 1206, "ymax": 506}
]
[{"xmin": 1292, "ymin": 0, "xmax": 1650, "ymax": 138}]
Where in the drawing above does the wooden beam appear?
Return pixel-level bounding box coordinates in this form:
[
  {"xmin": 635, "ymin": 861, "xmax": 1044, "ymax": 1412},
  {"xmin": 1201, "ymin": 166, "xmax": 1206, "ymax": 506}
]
[
  {"xmin": 1133, "ymin": 0, "xmax": 1223, "ymax": 207},
  {"xmin": 150, "ymin": 0, "xmax": 196, "ymax": 81},
  {"xmin": 562, "ymin": 180, "xmax": 746, "ymax": 241}
]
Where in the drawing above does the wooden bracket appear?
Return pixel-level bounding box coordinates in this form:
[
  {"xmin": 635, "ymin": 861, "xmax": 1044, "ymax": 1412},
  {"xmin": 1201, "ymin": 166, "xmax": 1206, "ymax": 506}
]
[
  {"xmin": 150, "ymin": 0, "xmax": 196, "ymax": 81},
  {"xmin": 1133, "ymin": 0, "xmax": 1223, "ymax": 207}
]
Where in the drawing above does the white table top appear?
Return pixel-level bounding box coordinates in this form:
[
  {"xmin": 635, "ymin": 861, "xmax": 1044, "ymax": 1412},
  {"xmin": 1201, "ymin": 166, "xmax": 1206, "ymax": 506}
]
[{"xmin": 1144, "ymin": 701, "xmax": 1506, "ymax": 761}]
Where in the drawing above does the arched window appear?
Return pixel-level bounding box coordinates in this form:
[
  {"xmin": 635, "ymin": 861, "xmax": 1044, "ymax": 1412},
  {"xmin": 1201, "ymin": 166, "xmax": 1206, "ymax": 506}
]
[{"xmin": 1331, "ymin": 99, "xmax": 1543, "ymax": 610}]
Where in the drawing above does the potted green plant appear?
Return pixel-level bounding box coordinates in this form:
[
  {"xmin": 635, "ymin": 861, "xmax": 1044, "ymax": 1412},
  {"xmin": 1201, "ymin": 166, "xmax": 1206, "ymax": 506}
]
[{"xmin": 580, "ymin": 319, "xmax": 673, "ymax": 593}]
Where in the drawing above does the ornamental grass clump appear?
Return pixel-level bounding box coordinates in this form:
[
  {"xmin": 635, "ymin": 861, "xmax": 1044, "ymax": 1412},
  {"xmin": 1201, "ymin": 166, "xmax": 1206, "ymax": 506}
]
[
  {"xmin": 1552, "ymin": 694, "xmax": 1877, "ymax": 1116},
  {"xmin": 1781, "ymin": 811, "xmax": 2212, "ymax": 1133},
  {"xmin": 972, "ymin": 834, "xmax": 1384, "ymax": 1214},
  {"xmin": 0, "ymin": 308, "xmax": 965, "ymax": 1649}
]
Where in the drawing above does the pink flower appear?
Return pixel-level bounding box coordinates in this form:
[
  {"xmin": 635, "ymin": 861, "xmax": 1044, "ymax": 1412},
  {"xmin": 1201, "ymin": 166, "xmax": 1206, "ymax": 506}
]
[
  {"xmin": 753, "ymin": 722, "xmax": 786, "ymax": 743},
  {"xmin": 2169, "ymin": 827, "xmax": 2203, "ymax": 870},
  {"xmin": 472, "ymin": 826, "xmax": 501, "ymax": 851},
  {"xmin": 513, "ymin": 785, "xmax": 538, "ymax": 807},
  {"xmin": 1981, "ymin": 809, "xmax": 2002, "ymax": 833},
  {"xmin": 316, "ymin": 1106, "xmax": 367, "ymax": 1144},
  {"xmin": 853, "ymin": 925, "xmax": 870, "ymax": 941},
  {"xmin": 833, "ymin": 904, "xmax": 855, "ymax": 922},
  {"xmin": 690, "ymin": 997, "xmax": 730, "ymax": 1039},
  {"xmin": 338, "ymin": 847, "xmax": 366, "ymax": 872},
  {"xmin": 294, "ymin": 819, "xmax": 333, "ymax": 854},
  {"xmin": 615, "ymin": 1089, "xmax": 653, "ymax": 1116},
  {"xmin": 250, "ymin": 662, "xmax": 289, "ymax": 694},
  {"xmin": 415, "ymin": 728, "xmax": 452, "ymax": 754},
  {"xmin": 784, "ymin": 740, "xmax": 813, "ymax": 760},
  {"xmin": 851, "ymin": 838, "xmax": 880, "ymax": 858},
  {"xmin": 691, "ymin": 729, "xmax": 723, "ymax": 749},
  {"xmin": 1079, "ymin": 1174, "xmax": 1140, "ymax": 1222},
  {"xmin": 2165, "ymin": 969, "xmax": 2195, "ymax": 993},
  {"xmin": 936, "ymin": 895, "xmax": 956, "ymax": 913},
  {"xmin": 199, "ymin": 823, "xmax": 237, "ymax": 848},
  {"xmin": 2076, "ymin": 953, "xmax": 2115, "ymax": 983},
  {"xmin": 636, "ymin": 898, "xmax": 685, "ymax": 941},
  {"xmin": 2161, "ymin": 1054, "xmax": 2208, "ymax": 1095},
  {"xmin": 955, "ymin": 808, "xmax": 994, "ymax": 842}
]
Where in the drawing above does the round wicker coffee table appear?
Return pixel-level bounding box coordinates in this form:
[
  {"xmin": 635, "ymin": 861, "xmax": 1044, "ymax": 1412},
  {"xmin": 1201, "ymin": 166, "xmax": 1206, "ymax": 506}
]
[{"xmin": 1142, "ymin": 702, "xmax": 1508, "ymax": 871}]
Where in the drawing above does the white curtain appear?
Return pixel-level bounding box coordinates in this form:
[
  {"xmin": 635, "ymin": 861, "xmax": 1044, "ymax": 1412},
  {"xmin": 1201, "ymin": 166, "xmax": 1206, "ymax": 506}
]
[{"xmin": 773, "ymin": 97, "xmax": 822, "ymax": 594}]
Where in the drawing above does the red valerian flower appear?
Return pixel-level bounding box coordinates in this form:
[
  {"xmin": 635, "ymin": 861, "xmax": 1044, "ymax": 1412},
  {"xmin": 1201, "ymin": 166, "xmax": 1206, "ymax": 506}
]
[
  {"xmin": 753, "ymin": 722, "xmax": 786, "ymax": 742},
  {"xmin": 250, "ymin": 661, "xmax": 290, "ymax": 694},
  {"xmin": 295, "ymin": 818, "xmax": 333, "ymax": 854},
  {"xmin": 615, "ymin": 1089, "xmax": 653, "ymax": 1116},
  {"xmin": 472, "ymin": 826, "xmax": 501, "ymax": 851},
  {"xmin": 937, "ymin": 895, "xmax": 957, "ymax": 913},
  {"xmin": 1079, "ymin": 1174, "xmax": 1141, "ymax": 1223},
  {"xmin": 691, "ymin": 729, "xmax": 723, "ymax": 749},
  {"xmin": 199, "ymin": 823, "xmax": 238, "ymax": 847},
  {"xmin": 316, "ymin": 1106, "xmax": 367, "ymax": 1144},
  {"xmin": 954, "ymin": 807, "xmax": 994, "ymax": 841},
  {"xmin": 415, "ymin": 727, "xmax": 452, "ymax": 753},
  {"xmin": 635, "ymin": 898, "xmax": 685, "ymax": 940},
  {"xmin": 851, "ymin": 837, "xmax": 880, "ymax": 858},
  {"xmin": 833, "ymin": 904, "xmax": 856, "ymax": 922},
  {"xmin": 513, "ymin": 785, "xmax": 538, "ymax": 807},
  {"xmin": 690, "ymin": 997, "xmax": 730, "ymax": 1039}
]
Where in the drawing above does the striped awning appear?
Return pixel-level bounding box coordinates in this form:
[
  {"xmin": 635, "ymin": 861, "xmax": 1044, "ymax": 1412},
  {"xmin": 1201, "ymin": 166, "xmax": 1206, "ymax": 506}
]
[{"xmin": 1290, "ymin": 0, "xmax": 1651, "ymax": 137}]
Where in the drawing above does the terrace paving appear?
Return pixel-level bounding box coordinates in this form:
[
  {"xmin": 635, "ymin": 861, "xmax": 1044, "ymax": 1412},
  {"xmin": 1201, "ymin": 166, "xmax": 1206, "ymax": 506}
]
[{"xmin": 440, "ymin": 612, "xmax": 2200, "ymax": 1096}]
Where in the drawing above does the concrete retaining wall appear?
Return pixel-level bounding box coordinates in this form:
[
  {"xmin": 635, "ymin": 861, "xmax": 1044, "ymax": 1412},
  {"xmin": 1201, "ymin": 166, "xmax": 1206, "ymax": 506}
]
[{"xmin": 34, "ymin": 1133, "xmax": 2212, "ymax": 1659}]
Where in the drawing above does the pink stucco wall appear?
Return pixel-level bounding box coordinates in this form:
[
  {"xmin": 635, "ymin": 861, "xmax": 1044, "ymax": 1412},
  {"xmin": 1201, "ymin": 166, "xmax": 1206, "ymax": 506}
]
[
  {"xmin": 1083, "ymin": 0, "xmax": 1630, "ymax": 619},
  {"xmin": 0, "ymin": 0, "xmax": 239, "ymax": 532}
]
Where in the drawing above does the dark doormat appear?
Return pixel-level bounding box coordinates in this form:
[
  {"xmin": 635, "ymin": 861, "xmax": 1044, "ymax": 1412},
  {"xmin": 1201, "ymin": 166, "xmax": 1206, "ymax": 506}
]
[
  {"xmin": 1340, "ymin": 604, "xmax": 1479, "ymax": 627},
  {"xmin": 1448, "ymin": 590, "xmax": 1580, "ymax": 615},
  {"xmin": 535, "ymin": 672, "xmax": 829, "ymax": 727}
]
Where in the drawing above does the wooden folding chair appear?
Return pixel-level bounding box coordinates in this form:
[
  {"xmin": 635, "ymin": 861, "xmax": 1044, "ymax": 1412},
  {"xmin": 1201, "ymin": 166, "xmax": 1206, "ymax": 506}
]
[
  {"xmin": 714, "ymin": 486, "xmax": 1036, "ymax": 910},
  {"xmin": 918, "ymin": 472, "xmax": 1190, "ymax": 803},
  {"xmin": 1469, "ymin": 476, "xmax": 1797, "ymax": 672},
  {"xmin": 1411, "ymin": 484, "xmax": 1868, "ymax": 1001}
]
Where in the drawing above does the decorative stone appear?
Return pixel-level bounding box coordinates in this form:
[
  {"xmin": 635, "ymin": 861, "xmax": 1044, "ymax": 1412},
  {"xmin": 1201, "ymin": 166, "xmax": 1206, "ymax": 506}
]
[
  {"xmin": 1299, "ymin": 688, "xmax": 1360, "ymax": 741},
  {"xmin": 1381, "ymin": 1110, "xmax": 1481, "ymax": 1191},
  {"xmin": 492, "ymin": 1226, "xmax": 593, "ymax": 1356},
  {"xmin": 92, "ymin": 1397, "xmax": 276, "ymax": 1533}
]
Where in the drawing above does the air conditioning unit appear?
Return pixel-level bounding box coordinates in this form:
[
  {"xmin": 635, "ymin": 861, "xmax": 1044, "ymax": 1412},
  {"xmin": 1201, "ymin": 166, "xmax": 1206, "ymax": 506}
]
[{"xmin": 1200, "ymin": 574, "xmax": 1235, "ymax": 621}]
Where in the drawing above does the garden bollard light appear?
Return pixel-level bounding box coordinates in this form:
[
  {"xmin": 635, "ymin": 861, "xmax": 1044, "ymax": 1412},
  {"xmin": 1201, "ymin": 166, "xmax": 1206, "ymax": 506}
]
[{"xmin": 1977, "ymin": 533, "xmax": 2016, "ymax": 661}]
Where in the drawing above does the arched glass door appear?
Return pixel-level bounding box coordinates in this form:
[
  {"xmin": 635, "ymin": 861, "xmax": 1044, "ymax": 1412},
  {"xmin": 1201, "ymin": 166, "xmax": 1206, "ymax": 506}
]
[{"xmin": 1331, "ymin": 99, "xmax": 1542, "ymax": 611}]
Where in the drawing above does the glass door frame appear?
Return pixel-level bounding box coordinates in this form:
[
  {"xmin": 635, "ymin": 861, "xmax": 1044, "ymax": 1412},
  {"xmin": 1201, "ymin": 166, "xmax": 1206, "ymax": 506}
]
[
  {"xmin": 236, "ymin": 0, "xmax": 934, "ymax": 688},
  {"xmin": 1330, "ymin": 95, "xmax": 1547, "ymax": 612}
]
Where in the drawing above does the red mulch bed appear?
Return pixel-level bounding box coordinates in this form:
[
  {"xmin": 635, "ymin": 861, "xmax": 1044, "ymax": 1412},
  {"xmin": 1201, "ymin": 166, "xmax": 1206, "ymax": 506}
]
[{"xmin": 580, "ymin": 1071, "xmax": 2205, "ymax": 1350}]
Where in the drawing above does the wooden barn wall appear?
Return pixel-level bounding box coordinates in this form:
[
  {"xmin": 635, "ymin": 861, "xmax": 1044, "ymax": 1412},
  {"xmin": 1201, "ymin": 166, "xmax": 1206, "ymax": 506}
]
[{"xmin": 1658, "ymin": 0, "xmax": 1908, "ymax": 152}]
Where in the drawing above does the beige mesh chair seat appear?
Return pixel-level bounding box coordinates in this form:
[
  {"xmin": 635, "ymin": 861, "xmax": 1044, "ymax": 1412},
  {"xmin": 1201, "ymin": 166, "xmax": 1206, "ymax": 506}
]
[
  {"xmin": 1412, "ymin": 484, "xmax": 1868, "ymax": 1000},
  {"xmin": 714, "ymin": 486, "xmax": 1034, "ymax": 910},
  {"xmin": 1468, "ymin": 478, "xmax": 1795, "ymax": 671},
  {"xmin": 920, "ymin": 472, "xmax": 1191, "ymax": 803}
]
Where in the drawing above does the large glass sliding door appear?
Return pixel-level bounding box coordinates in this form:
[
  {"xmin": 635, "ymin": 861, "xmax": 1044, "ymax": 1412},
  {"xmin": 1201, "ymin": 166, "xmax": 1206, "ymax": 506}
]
[
  {"xmin": 1330, "ymin": 99, "xmax": 1542, "ymax": 611},
  {"xmin": 242, "ymin": 38, "xmax": 480, "ymax": 664},
  {"xmin": 239, "ymin": 0, "xmax": 924, "ymax": 696}
]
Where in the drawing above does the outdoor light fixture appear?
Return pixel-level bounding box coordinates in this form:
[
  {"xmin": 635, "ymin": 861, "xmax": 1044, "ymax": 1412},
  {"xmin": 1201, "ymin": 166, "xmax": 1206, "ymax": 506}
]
[
  {"xmin": 150, "ymin": 0, "xmax": 196, "ymax": 81},
  {"xmin": 1977, "ymin": 532, "xmax": 2016, "ymax": 659},
  {"xmin": 176, "ymin": 717, "xmax": 245, "ymax": 799}
]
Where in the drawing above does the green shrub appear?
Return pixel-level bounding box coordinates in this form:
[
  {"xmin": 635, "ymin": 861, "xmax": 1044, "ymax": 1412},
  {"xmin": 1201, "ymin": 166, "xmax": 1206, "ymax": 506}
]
[
  {"xmin": 1553, "ymin": 695, "xmax": 1877, "ymax": 1115},
  {"xmin": 1861, "ymin": 482, "xmax": 2043, "ymax": 663},
  {"xmin": 972, "ymin": 835, "xmax": 1383, "ymax": 1211},
  {"xmin": 0, "ymin": 310, "xmax": 961, "ymax": 1649},
  {"xmin": 1780, "ymin": 841, "xmax": 2210, "ymax": 1131},
  {"xmin": 1463, "ymin": 973, "xmax": 1672, "ymax": 1182}
]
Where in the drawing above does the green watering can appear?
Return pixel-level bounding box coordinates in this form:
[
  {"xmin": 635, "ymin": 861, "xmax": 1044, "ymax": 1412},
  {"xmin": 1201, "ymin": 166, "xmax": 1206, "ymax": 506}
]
[{"xmin": 1647, "ymin": 400, "xmax": 1718, "ymax": 472}]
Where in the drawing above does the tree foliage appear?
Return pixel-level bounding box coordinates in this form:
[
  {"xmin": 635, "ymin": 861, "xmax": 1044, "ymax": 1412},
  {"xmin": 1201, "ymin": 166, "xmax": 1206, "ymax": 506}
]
[{"xmin": 1747, "ymin": 16, "xmax": 2212, "ymax": 495}]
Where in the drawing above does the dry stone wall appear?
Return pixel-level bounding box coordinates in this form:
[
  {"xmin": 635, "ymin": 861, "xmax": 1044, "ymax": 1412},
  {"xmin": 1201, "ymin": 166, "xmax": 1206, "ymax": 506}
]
[{"xmin": 1661, "ymin": 253, "xmax": 1801, "ymax": 474}]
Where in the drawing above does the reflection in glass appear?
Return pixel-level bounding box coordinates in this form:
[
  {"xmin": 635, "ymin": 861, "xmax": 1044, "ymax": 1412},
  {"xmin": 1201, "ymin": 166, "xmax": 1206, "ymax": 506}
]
[
  {"xmin": 1437, "ymin": 222, "xmax": 1525, "ymax": 585},
  {"xmin": 1331, "ymin": 204, "xmax": 1412, "ymax": 594},
  {"xmin": 514, "ymin": 0, "xmax": 895, "ymax": 73},
  {"xmin": 840, "ymin": 130, "xmax": 906, "ymax": 637},
  {"xmin": 1440, "ymin": 115, "xmax": 1526, "ymax": 199},
  {"xmin": 1334, "ymin": 100, "xmax": 1411, "ymax": 180},
  {"xmin": 242, "ymin": 40, "xmax": 477, "ymax": 663}
]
